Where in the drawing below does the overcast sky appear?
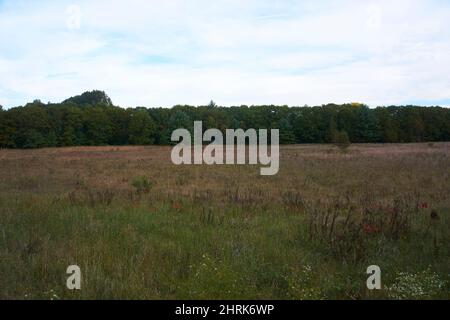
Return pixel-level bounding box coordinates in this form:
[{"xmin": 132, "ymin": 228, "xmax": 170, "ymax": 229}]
[{"xmin": 1, "ymin": 0, "xmax": 450, "ymax": 108}]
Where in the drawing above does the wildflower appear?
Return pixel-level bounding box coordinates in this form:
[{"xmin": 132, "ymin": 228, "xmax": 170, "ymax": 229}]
[
  {"xmin": 363, "ymin": 223, "xmax": 381, "ymax": 234},
  {"xmin": 419, "ymin": 202, "xmax": 429, "ymax": 209},
  {"xmin": 387, "ymin": 268, "xmax": 446, "ymax": 299},
  {"xmin": 172, "ymin": 202, "xmax": 182, "ymax": 210}
]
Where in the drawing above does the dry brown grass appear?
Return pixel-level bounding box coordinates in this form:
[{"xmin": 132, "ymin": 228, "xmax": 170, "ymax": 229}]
[{"xmin": 1, "ymin": 143, "xmax": 448, "ymax": 206}]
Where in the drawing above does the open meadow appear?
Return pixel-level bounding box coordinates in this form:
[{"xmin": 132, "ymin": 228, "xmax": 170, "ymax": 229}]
[{"xmin": 0, "ymin": 143, "xmax": 449, "ymax": 299}]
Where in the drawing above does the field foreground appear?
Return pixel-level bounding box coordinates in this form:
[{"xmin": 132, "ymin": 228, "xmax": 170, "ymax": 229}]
[{"xmin": 0, "ymin": 143, "xmax": 449, "ymax": 299}]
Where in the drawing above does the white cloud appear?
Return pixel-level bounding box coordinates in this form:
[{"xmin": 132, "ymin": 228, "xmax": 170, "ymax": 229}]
[{"xmin": 0, "ymin": 0, "xmax": 449, "ymax": 108}]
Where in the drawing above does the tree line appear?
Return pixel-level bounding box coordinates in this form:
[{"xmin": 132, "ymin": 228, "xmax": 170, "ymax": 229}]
[{"xmin": 0, "ymin": 90, "xmax": 449, "ymax": 149}]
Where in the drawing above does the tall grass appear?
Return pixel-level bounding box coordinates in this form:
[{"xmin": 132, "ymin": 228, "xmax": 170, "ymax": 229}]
[{"xmin": 0, "ymin": 144, "xmax": 449, "ymax": 299}]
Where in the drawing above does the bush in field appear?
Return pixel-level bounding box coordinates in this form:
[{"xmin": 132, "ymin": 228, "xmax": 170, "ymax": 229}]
[
  {"xmin": 131, "ymin": 176, "xmax": 153, "ymax": 195},
  {"xmin": 333, "ymin": 130, "xmax": 351, "ymax": 151}
]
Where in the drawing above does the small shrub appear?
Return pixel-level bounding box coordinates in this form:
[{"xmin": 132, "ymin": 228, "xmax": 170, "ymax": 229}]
[
  {"xmin": 175, "ymin": 174, "xmax": 189, "ymax": 186},
  {"xmin": 131, "ymin": 176, "xmax": 153, "ymax": 195},
  {"xmin": 333, "ymin": 130, "xmax": 351, "ymax": 151}
]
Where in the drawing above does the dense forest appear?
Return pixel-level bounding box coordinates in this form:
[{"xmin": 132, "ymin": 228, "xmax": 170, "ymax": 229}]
[{"xmin": 0, "ymin": 90, "xmax": 449, "ymax": 148}]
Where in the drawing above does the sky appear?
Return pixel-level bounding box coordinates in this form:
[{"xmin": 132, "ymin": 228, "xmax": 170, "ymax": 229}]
[{"xmin": 1, "ymin": 0, "xmax": 450, "ymax": 109}]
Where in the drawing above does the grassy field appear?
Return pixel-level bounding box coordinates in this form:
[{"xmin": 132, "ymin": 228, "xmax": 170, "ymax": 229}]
[{"xmin": 0, "ymin": 143, "xmax": 449, "ymax": 300}]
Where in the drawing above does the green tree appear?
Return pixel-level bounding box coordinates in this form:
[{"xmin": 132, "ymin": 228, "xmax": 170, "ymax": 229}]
[
  {"xmin": 355, "ymin": 105, "xmax": 381, "ymax": 142},
  {"xmin": 277, "ymin": 118, "xmax": 296, "ymax": 144},
  {"xmin": 160, "ymin": 110, "xmax": 192, "ymax": 145},
  {"xmin": 128, "ymin": 109, "xmax": 156, "ymax": 145},
  {"xmin": 1, "ymin": 90, "xmax": 450, "ymax": 148},
  {"xmin": 83, "ymin": 107, "xmax": 112, "ymax": 145},
  {"xmin": 63, "ymin": 90, "xmax": 113, "ymax": 107},
  {"xmin": 208, "ymin": 100, "xmax": 217, "ymax": 108},
  {"xmin": 0, "ymin": 108, "xmax": 16, "ymax": 148},
  {"xmin": 10, "ymin": 104, "xmax": 52, "ymax": 148}
]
